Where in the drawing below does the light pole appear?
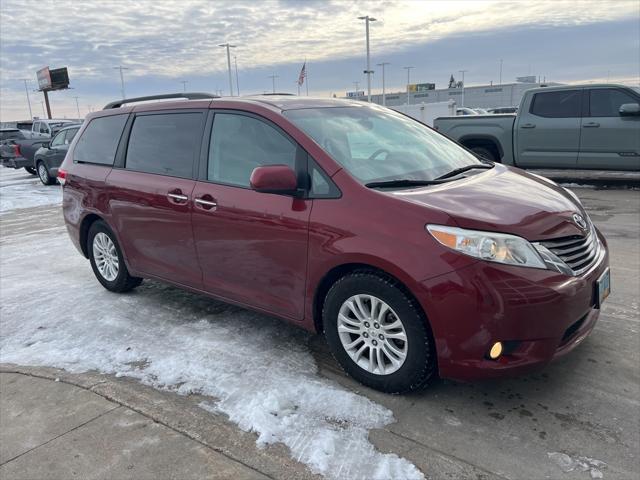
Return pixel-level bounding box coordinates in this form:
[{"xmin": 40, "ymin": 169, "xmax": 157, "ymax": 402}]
[
  {"xmin": 113, "ymin": 66, "xmax": 129, "ymax": 99},
  {"xmin": 499, "ymin": 59, "xmax": 503, "ymax": 85},
  {"xmin": 180, "ymin": 80, "xmax": 188, "ymax": 92},
  {"xmin": 234, "ymin": 56, "xmax": 240, "ymax": 96},
  {"xmin": 376, "ymin": 62, "xmax": 389, "ymax": 106},
  {"xmin": 218, "ymin": 43, "xmax": 236, "ymax": 96},
  {"xmin": 73, "ymin": 96, "xmax": 81, "ymax": 119},
  {"xmin": 40, "ymin": 101, "xmax": 46, "ymax": 117},
  {"xmin": 403, "ymin": 66, "xmax": 414, "ymax": 106},
  {"xmin": 268, "ymin": 74, "xmax": 279, "ymax": 93},
  {"xmin": 358, "ymin": 16, "xmax": 377, "ymax": 103},
  {"xmin": 20, "ymin": 79, "xmax": 33, "ymax": 119},
  {"xmin": 459, "ymin": 69, "xmax": 468, "ymax": 107}
]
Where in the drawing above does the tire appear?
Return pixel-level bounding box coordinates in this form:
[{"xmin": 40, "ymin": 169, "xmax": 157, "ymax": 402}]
[
  {"xmin": 470, "ymin": 146, "xmax": 497, "ymax": 162},
  {"xmin": 24, "ymin": 166, "xmax": 36, "ymax": 175},
  {"xmin": 323, "ymin": 271, "xmax": 436, "ymax": 394},
  {"xmin": 87, "ymin": 220, "xmax": 142, "ymax": 293},
  {"xmin": 36, "ymin": 161, "xmax": 55, "ymax": 185}
]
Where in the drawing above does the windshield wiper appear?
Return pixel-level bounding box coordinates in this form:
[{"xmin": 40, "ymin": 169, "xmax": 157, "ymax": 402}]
[
  {"xmin": 365, "ymin": 179, "xmax": 446, "ymax": 189},
  {"xmin": 434, "ymin": 163, "xmax": 493, "ymax": 181}
]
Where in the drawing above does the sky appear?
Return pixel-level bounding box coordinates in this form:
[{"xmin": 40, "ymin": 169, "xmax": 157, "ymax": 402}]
[{"xmin": 0, "ymin": 0, "xmax": 639, "ymax": 120}]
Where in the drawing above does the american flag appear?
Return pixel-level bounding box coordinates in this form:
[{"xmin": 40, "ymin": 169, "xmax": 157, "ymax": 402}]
[{"xmin": 297, "ymin": 62, "xmax": 306, "ymax": 86}]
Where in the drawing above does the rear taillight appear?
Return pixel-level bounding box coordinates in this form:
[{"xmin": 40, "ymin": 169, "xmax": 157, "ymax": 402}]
[
  {"xmin": 58, "ymin": 168, "xmax": 68, "ymax": 186},
  {"xmin": 12, "ymin": 144, "xmax": 21, "ymax": 156}
]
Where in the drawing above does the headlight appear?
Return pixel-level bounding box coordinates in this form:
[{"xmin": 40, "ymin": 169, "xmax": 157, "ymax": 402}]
[{"xmin": 426, "ymin": 225, "xmax": 546, "ymax": 269}]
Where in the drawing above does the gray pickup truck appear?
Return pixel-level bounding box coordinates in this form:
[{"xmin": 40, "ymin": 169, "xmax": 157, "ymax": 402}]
[{"xmin": 434, "ymin": 84, "xmax": 640, "ymax": 170}]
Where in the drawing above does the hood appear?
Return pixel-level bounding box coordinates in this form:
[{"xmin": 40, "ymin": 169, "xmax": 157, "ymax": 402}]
[{"xmin": 391, "ymin": 164, "xmax": 587, "ymax": 241}]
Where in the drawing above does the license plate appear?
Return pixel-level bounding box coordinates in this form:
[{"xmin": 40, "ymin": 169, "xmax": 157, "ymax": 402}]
[{"xmin": 596, "ymin": 268, "xmax": 611, "ymax": 308}]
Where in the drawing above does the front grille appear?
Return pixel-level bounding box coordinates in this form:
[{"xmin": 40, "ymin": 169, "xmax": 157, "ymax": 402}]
[{"xmin": 539, "ymin": 229, "xmax": 599, "ymax": 275}]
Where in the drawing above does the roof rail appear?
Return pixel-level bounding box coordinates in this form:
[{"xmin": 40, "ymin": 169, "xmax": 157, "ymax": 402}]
[
  {"xmin": 258, "ymin": 93, "xmax": 296, "ymax": 96},
  {"xmin": 103, "ymin": 92, "xmax": 220, "ymax": 110}
]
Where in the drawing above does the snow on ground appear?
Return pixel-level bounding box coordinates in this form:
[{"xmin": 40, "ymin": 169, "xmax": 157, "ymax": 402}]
[
  {"xmin": 0, "ymin": 166, "xmax": 62, "ymax": 212},
  {"xmin": 0, "ymin": 177, "xmax": 423, "ymax": 479},
  {"xmin": 547, "ymin": 452, "xmax": 607, "ymax": 479}
]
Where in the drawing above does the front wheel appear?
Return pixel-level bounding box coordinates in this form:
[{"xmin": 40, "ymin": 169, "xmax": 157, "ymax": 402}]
[
  {"xmin": 36, "ymin": 161, "xmax": 55, "ymax": 185},
  {"xmin": 24, "ymin": 166, "xmax": 36, "ymax": 175},
  {"xmin": 323, "ymin": 272, "xmax": 436, "ymax": 393},
  {"xmin": 87, "ymin": 220, "xmax": 142, "ymax": 293}
]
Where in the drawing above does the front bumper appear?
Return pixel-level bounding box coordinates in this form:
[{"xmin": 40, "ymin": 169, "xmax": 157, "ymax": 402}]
[
  {"xmin": 419, "ymin": 231, "xmax": 609, "ymax": 382},
  {"xmin": 0, "ymin": 156, "xmax": 31, "ymax": 169}
]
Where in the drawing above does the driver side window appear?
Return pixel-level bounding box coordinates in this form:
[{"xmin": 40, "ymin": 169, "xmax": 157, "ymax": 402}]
[
  {"xmin": 208, "ymin": 113, "xmax": 297, "ymax": 187},
  {"xmin": 50, "ymin": 131, "xmax": 65, "ymax": 147}
]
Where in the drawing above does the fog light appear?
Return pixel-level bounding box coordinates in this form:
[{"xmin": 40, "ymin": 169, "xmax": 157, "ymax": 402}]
[{"xmin": 489, "ymin": 342, "xmax": 503, "ymax": 360}]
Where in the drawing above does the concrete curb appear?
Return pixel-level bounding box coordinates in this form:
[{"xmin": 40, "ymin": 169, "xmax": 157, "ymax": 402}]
[{"xmin": 0, "ymin": 363, "xmax": 319, "ymax": 480}]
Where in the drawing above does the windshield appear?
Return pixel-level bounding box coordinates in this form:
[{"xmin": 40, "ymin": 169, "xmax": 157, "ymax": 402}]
[{"xmin": 284, "ymin": 105, "xmax": 481, "ymax": 184}]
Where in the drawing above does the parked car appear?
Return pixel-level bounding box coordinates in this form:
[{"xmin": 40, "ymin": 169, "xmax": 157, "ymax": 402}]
[
  {"xmin": 487, "ymin": 106, "xmax": 518, "ymax": 114},
  {"xmin": 60, "ymin": 93, "xmax": 610, "ymax": 393},
  {"xmin": 472, "ymin": 108, "xmax": 490, "ymax": 114},
  {"xmin": 456, "ymin": 107, "xmax": 478, "ymax": 116},
  {"xmin": 0, "ymin": 119, "xmax": 79, "ymax": 175},
  {"xmin": 435, "ymin": 84, "xmax": 640, "ymax": 169},
  {"xmin": 33, "ymin": 124, "xmax": 81, "ymax": 185},
  {"xmin": 0, "ymin": 128, "xmax": 26, "ymax": 142}
]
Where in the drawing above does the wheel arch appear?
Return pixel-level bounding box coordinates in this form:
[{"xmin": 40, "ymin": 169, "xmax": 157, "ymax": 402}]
[
  {"xmin": 312, "ymin": 262, "xmax": 433, "ymax": 338},
  {"xmin": 459, "ymin": 134, "xmax": 503, "ymax": 161},
  {"xmin": 79, "ymin": 213, "xmax": 104, "ymax": 258}
]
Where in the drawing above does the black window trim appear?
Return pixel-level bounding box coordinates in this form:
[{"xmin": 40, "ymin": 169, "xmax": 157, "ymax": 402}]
[
  {"xmin": 529, "ymin": 88, "xmax": 584, "ymax": 118},
  {"xmin": 197, "ymin": 109, "xmax": 341, "ymax": 199},
  {"xmin": 114, "ymin": 109, "xmax": 207, "ymax": 180},
  {"xmin": 74, "ymin": 113, "xmax": 130, "ymax": 166},
  {"xmin": 585, "ymin": 87, "xmax": 640, "ymax": 118}
]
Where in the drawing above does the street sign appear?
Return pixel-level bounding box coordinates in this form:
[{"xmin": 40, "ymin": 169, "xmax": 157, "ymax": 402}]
[
  {"xmin": 408, "ymin": 83, "xmax": 435, "ymax": 92},
  {"xmin": 346, "ymin": 91, "xmax": 365, "ymax": 98},
  {"xmin": 516, "ymin": 75, "xmax": 536, "ymax": 83}
]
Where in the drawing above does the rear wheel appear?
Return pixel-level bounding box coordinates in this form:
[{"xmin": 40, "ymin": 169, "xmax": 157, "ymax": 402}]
[
  {"xmin": 36, "ymin": 161, "xmax": 55, "ymax": 185},
  {"xmin": 470, "ymin": 146, "xmax": 497, "ymax": 162},
  {"xmin": 24, "ymin": 166, "xmax": 36, "ymax": 175},
  {"xmin": 323, "ymin": 272, "xmax": 436, "ymax": 393},
  {"xmin": 87, "ymin": 220, "xmax": 142, "ymax": 293}
]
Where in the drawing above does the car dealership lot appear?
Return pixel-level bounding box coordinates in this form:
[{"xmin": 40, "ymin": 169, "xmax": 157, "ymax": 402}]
[{"xmin": 0, "ymin": 167, "xmax": 638, "ymax": 479}]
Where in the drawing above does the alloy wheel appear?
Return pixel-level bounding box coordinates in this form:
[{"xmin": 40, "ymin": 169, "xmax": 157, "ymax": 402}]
[
  {"xmin": 92, "ymin": 232, "xmax": 119, "ymax": 281},
  {"xmin": 337, "ymin": 294, "xmax": 408, "ymax": 375}
]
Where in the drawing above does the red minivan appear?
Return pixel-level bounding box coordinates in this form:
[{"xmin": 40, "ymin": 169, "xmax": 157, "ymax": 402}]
[{"xmin": 60, "ymin": 93, "xmax": 610, "ymax": 393}]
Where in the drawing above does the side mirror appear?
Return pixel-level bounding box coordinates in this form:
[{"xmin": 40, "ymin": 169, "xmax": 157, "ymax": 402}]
[
  {"xmin": 250, "ymin": 165, "xmax": 298, "ymax": 195},
  {"xmin": 42, "ymin": 142, "xmax": 50, "ymax": 149},
  {"xmin": 619, "ymin": 103, "xmax": 640, "ymax": 116}
]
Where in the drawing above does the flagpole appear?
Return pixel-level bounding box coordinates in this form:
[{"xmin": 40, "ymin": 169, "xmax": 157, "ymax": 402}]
[{"xmin": 305, "ymin": 59, "xmax": 309, "ymax": 96}]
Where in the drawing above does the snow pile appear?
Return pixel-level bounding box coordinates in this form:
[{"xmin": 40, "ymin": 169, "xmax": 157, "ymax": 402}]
[
  {"xmin": 547, "ymin": 452, "xmax": 607, "ymax": 479},
  {"xmin": 0, "ymin": 166, "xmax": 61, "ymax": 212},
  {"xmin": 0, "ymin": 222, "xmax": 423, "ymax": 479}
]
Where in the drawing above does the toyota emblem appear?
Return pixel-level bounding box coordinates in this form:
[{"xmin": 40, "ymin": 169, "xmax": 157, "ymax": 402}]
[{"xmin": 573, "ymin": 213, "xmax": 588, "ymax": 230}]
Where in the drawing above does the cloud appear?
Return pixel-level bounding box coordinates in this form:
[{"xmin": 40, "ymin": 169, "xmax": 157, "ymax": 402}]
[{"xmin": 0, "ymin": 0, "xmax": 638, "ymax": 119}]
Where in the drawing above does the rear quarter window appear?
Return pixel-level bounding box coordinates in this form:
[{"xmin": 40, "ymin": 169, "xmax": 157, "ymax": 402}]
[{"xmin": 73, "ymin": 115, "xmax": 128, "ymax": 165}]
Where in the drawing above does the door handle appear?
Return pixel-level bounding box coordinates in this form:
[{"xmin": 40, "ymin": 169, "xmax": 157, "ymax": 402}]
[
  {"xmin": 583, "ymin": 122, "xmax": 600, "ymax": 128},
  {"xmin": 521, "ymin": 123, "xmax": 536, "ymax": 129},
  {"xmin": 167, "ymin": 192, "xmax": 188, "ymax": 203},
  {"xmin": 195, "ymin": 197, "xmax": 218, "ymax": 210}
]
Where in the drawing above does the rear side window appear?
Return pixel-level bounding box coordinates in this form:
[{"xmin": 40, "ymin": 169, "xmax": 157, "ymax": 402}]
[
  {"xmin": 530, "ymin": 90, "xmax": 581, "ymax": 118},
  {"xmin": 74, "ymin": 115, "xmax": 128, "ymax": 165},
  {"xmin": 208, "ymin": 113, "xmax": 296, "ymax": 187},
  {"xmin": 589, "ymin": 89, "xmax": 638, "ymax": 117},
  {"xmin": 125, "ymin": 113, "xmax": 202, "ymax": 178}
]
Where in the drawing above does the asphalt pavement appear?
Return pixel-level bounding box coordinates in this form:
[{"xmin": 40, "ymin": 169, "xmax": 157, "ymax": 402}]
[{"xmin": 1, "ymin": 183, "xmax": 638, "ymax": 480}]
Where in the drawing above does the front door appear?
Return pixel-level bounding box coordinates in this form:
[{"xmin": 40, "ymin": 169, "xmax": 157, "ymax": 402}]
[
  {"xmin": 515, "ymin": 89, "xmax": 583, "ymax": 168},
  {"xmin": 191, "ymin": 111, "xmax": 311, "ymax": 320},
  {"xmin": 106, "ymin": 110, "xmax": 205, "ymax": 288},
  {"xmin": 578, "ymin": 87, "xmax": 640, "ymax": 171}
]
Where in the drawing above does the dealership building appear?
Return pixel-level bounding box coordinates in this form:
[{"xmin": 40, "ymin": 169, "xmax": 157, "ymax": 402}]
[{"xmin": 347, "ymin": 81, "xmax": 564, "ymax": 109}]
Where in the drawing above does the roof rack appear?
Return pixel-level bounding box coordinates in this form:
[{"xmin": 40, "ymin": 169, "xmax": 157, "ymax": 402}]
[
  {"xmin": 103, "ymin": 92, "xmax": 220, "ymax": 110},
  {"xmin": 258, "ymin": 93, "xmax": 296, "ymax": 96}
]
